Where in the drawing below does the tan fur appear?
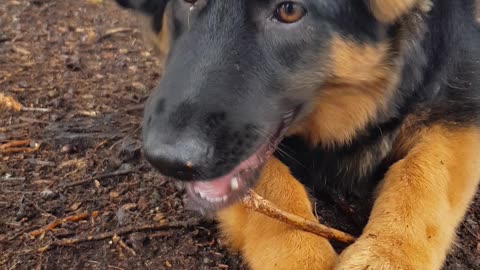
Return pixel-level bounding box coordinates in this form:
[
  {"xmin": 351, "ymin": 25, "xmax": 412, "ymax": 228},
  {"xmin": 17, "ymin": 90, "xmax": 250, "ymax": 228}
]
[
  {"xmin": 217, "ymin": 158, "xmax": 337, "ymax": 270},
  {"xmin": 139, "ymin": 13, "xmax": 170, "ymax": 59},
  {"xmin": 388, "ymin": 113, "xmax": 430, "ymax": 160},
  {"xmin": 289, "ymin": 37, "xmax": 399, "ymax": 147},
  {"xmin": 476, "ymin": 0, "xmax": 480, "ymax": 24},
  {"xmin": 336, "ymin": 125, "xmax": 480, "ymax": 269},
  {"xmin": 369, "ymin": 0, "xmax": 433, "ymax": 23}
]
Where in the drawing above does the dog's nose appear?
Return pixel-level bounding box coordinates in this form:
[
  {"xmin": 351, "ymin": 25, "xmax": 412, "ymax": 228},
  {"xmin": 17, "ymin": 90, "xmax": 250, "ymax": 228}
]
[{"xmin": 143, "ymin": 137, "xmax": 210, "ymax": 181}]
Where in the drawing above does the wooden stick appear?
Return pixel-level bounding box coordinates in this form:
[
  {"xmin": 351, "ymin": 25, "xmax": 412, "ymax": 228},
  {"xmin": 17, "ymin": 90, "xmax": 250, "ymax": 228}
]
[{"xmin": 242, "ymin": 190, "xmax": 356, "ymax": 244}]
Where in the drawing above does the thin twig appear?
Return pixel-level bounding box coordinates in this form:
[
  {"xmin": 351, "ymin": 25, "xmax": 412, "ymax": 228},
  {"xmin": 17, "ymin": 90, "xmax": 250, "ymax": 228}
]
[
  {"xmin": 96, "ymin": 27, "xmax": 133, "ymax": 43},
  {"xmin": 29, "ymin": 211, "xmax": 98, "ymax": 237},
  {"xmin": 242, "ymin": 190, "xmax": 356, "ymax": 244},
  {"xmin": 37, "ymin": 221, "xmax": 196, "ymax": 252},
  {"xmin": 21, "ymin": 107, "xmax": 52, "ymax": 113},
  {"xmin": 61, "ymin": 165, "xmax": 134, "ymax": 188},
  {"xmin": 0, "ymin": 140, "xmax": 40, "ymax": 155},
  {"xmin": 0, "ymin": 140, "xmax": 31, "ymax": 149}
]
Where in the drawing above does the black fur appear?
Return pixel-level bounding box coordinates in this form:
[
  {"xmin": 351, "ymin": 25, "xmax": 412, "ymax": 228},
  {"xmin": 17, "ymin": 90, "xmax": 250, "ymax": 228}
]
[{"xmin": 115, "ymin": 0, "xmax": 480, "ymax": 202}]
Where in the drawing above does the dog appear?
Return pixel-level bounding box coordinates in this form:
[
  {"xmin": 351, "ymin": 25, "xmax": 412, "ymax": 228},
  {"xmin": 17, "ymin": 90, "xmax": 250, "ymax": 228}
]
[{"xmin": 115, "ymin": 0, "xmax": 480, "ymax": 269}]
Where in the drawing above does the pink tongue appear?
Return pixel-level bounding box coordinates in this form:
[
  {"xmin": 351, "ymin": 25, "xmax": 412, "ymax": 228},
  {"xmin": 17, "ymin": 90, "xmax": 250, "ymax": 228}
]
[{"xmin": 192, "ymin": 175, "xmax": 232, "ymax": 198}]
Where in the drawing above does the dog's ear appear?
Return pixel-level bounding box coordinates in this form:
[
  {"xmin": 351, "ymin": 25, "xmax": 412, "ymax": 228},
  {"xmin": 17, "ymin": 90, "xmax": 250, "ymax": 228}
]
[
  {"xmin": 114, "ymin": 0, "xmax": 169, "ymax": 32},
  {"xmin": 367, "ymin": 0, "xmax": 432, "ymax": 23}
]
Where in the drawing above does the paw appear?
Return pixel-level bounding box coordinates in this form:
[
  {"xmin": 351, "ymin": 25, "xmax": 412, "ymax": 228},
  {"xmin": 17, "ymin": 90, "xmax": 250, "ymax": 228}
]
[{"xmin": 335, "ymin": 236, "xmax": 419, "ymax": 270}]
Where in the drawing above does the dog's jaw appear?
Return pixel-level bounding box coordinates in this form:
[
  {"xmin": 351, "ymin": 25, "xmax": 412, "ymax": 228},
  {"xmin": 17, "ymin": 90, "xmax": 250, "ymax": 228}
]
[
  {"xmin": 181, "ymin": 107, "xmax": 299, "ymax": 213},
  {"xmin": 184, "ymin": 146, "xmax": 264, "ymax": 211}
]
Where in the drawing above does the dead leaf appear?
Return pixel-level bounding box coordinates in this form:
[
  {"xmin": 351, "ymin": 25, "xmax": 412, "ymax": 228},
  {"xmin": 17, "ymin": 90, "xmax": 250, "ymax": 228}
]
[
  {"xmin": 0, "ymin": 93, "xmax": 23, "ymax": 112},
  {"xmin": 70, "ymin": 202, "xmax": 82, "ymax": 211},
  {"xmin": 59, "ymin": 159, "xmax": 87, "ymax": 169},
  {"xmin": 121, "ymin": 203, "xmax": 137, "ymax": 211},
  {"xmin": 86, "ymin": 0, "xmax": 103, "ymax": 4},
  {"xmin": 12, "ymin": 46, "xmax": 31, "ymax": 55},
  {"xmin": 154, "ymin": 213, "xmax": 165, "ymax": 223},
  {"xmin": 109, "ymin": 191, "xmax": 120, "ymax": 199}
]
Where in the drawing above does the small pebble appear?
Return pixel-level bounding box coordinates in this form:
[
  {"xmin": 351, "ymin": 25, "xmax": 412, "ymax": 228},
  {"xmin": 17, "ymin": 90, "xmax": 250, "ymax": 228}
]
[
  {"xmin": 40, "ymin": 188, "xmax": 57, "ymax": 200},
  {"xmin": 61, "ymin": 144, "xmax": 75, "ymax": 154}
]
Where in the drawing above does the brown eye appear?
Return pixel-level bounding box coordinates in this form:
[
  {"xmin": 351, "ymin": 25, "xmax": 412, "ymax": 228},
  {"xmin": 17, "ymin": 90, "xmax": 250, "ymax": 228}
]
[
  {"xmin": 184, "ymin": 0, "xmax": 197, "ymax": 4},
  {"xmin": 274, "ymin": 2, "xmax": 306, "ymax": 23}
]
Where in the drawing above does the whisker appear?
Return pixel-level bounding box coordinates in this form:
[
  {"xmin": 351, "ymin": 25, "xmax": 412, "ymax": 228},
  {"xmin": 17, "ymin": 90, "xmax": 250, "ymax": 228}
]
[{"xmin": 253, "ymin": 127, "xmax": 305, "ymax": 168}]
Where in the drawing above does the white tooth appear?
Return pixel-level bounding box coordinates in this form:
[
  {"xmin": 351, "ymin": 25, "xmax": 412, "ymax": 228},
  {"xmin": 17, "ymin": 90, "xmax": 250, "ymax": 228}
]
[
  {"xmin": 199, "ymin": 192, "xmax": 207, "ymax": 199},
  {"xmin": 222, "ymin": 195, "xmax": 228, "ymax": 201},
  {"xmin": 231, "ymin": 177, "xmax": 239, "ymax": 190}
]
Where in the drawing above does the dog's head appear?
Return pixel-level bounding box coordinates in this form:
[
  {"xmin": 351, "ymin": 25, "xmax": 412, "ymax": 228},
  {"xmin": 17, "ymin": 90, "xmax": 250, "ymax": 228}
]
[{"xmin": 116, "ymin": 0, "xmax": 431, "ymax": 211}]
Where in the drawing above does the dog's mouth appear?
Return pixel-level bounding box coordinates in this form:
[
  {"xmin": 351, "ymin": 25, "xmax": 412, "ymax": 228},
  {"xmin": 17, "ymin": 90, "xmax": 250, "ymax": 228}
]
[{"xmin": 183, "ymin": 108, "xmax": 299, "ymax": 212}]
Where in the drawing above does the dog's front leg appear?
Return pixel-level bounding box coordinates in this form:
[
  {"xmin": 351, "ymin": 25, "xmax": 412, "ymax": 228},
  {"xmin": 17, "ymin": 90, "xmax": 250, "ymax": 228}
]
[
  {"xmin": 218, "ymin": 158, "xmax": 337, "ymax": 270},
  {"xmin": 336, "ymin": 125, "xmax": 480, "ymax": 270}
]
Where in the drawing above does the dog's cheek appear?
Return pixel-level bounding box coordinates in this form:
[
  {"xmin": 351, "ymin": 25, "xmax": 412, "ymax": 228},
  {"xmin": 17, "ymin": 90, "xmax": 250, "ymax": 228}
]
[{"xmin": 289, "ymin": 36, "xmax": 398, "ymax": 146}]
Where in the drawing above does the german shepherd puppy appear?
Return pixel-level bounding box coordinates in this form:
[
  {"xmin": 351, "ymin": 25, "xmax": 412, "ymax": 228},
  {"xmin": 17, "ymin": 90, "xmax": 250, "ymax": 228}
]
[{"xmin": 115, "ymin": 0, "xmax": 480, "ymax": 269}]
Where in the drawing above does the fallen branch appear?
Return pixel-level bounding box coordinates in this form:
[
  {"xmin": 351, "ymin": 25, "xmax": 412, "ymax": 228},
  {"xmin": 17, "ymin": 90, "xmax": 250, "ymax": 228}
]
[
  {"xmin": 242, "ymin": 190, "xmax": 356, "ymax": 244},
  {"xmin": 37, "ymin": 221, "xmax": 196, "ymax": 253},
  {"xmin": 29, "ymin": 211, "xmax": 99, "ymax": 238}
]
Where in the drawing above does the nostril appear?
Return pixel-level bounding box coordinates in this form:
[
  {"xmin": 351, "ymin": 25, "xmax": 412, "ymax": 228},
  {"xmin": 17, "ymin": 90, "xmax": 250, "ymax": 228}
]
[{"xmin": 143, "ymin": 137, "xmax": 211, "ymax": 181}]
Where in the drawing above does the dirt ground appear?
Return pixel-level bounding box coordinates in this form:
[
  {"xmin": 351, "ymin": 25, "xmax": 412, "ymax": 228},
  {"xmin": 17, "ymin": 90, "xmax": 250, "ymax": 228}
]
[{"xmin": 0, "ymin": 1, "xmax": 479, "ymax": 269}]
